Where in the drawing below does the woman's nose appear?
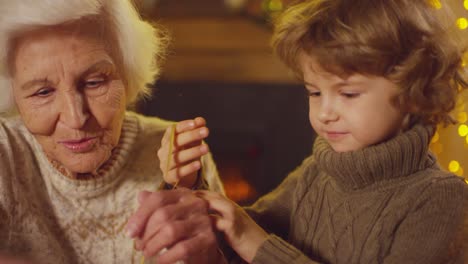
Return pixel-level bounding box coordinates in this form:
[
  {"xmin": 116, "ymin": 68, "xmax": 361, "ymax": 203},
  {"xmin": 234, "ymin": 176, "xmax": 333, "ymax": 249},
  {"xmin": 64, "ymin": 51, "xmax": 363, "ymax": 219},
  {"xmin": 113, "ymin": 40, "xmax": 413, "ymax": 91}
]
[{"xmin": 59, "ymin": 91, "xmax": 90, "ymax": 129}]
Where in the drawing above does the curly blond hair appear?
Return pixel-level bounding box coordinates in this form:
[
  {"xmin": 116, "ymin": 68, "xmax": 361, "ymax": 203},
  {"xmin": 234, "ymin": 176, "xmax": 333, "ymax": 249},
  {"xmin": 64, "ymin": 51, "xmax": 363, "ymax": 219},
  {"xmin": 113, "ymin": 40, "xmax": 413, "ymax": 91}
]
[{"xmin": 272, "ymin": 0, "xmax": 467, "ymax": 126}]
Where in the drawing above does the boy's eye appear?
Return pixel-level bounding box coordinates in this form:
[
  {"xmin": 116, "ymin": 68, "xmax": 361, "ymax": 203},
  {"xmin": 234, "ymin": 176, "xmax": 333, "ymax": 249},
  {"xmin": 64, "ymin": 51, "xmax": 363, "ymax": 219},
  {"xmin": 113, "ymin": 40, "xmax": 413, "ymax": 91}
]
[
  {"xmin": 342, "ymin": 92, "xmax": 360, "ymax": 98},
  {"xmin": 308, "ymin": 91, "xmax": 321, "ymax": 97}
]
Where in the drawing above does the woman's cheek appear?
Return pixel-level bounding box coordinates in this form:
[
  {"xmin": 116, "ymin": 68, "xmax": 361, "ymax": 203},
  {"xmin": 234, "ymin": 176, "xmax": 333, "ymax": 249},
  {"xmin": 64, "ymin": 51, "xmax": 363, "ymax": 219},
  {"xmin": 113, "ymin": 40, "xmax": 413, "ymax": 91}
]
[{"xmin": 17, "ymin": 99, "xmax": 58, "ymax": 136}]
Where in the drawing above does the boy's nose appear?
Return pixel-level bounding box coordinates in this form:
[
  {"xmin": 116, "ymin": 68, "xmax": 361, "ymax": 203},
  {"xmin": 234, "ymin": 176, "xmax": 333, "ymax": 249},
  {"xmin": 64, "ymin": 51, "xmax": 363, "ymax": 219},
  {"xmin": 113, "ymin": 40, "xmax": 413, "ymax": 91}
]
[
  {"xmin": 318, "ymin": 101, "xmax": 338, "ymax": 123},
  {"xmin": 59, "ymin": 91, "xmax": 90, "ymax": 129}
]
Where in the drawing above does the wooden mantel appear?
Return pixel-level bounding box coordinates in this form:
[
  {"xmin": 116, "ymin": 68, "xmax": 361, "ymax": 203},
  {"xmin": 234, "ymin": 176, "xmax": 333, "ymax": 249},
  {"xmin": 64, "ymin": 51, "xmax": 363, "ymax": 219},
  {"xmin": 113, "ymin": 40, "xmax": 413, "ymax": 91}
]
[
  {"xmin": 135, "ymin": 0, "xmax": 298, "ymax": 84},
  {"xmin": 158, "ymin": 17, "xmax": 296, "ymax": 84}
]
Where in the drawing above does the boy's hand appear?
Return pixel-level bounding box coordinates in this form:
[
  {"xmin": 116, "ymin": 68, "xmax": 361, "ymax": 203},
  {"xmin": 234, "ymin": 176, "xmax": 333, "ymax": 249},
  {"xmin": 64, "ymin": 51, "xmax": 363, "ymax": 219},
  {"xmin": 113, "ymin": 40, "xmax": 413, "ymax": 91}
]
[
  {"xmin": 157, "ymin": 117, "xmax": 210, "ymax": 188},
  {"xmin": 195, "ymin": 191, "xmax": 269, "ymax": 263}
]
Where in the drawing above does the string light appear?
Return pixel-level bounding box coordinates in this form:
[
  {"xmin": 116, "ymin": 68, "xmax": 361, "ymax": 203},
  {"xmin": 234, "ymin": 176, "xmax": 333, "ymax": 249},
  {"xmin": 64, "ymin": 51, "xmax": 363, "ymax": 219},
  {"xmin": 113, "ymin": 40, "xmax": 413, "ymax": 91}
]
[
  {"xmin": 458, "ymin": 124, "xmax": 468, "ymax": 137},
  {"xmin": 428, "ymin": 1, "xmax": 468, "ymax": 180},
  {"xmin": 429, "ymin": 0, "xmax": 442, "ymax": 9},
  {"xmin": 456, "ymin": 18, "xmax": 468, "ymax": 30},
  {"xmin": 449, "ymin": 160, "xmax": 460, "ymax": 173},
  {"xmin": 261, "ymin": 0, "xmax": 284, "ymax": 18}
]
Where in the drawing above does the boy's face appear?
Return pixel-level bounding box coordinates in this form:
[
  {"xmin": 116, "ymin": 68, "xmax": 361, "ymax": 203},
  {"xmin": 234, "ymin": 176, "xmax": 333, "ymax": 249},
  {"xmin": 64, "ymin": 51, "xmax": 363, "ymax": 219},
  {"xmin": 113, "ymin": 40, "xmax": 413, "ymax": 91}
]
[{"xmin": 300, "ymin": 54, "xmax": 406, "ymax": 152}]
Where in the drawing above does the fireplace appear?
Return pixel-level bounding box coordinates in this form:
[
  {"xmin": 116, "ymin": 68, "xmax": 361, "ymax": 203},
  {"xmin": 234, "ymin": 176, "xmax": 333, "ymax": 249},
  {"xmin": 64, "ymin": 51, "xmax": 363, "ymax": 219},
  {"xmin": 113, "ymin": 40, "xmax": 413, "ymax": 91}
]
[{"xmin": 138, "ymin": 81, "xmax": 315, "ymax": 205}]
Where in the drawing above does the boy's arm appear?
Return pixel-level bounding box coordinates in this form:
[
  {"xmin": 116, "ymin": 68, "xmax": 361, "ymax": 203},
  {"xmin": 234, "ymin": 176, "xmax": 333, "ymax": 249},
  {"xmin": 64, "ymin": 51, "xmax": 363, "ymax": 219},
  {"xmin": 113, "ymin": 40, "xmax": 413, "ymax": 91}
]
[
  {"xmin": 252, "ymin": 235, "xmax": 322, "ymax": 264},
  {"xmin": 244, "ymin": 156, "xmax": 315, "ymax": 239},
  {"xmin": 382, "ymin": 177, "xmax": 468, "ymax": 264}
]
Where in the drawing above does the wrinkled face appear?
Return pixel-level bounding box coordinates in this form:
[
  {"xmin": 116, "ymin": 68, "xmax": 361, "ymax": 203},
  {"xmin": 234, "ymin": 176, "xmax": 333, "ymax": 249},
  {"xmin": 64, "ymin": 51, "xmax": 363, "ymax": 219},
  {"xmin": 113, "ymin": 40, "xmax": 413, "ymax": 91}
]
[
  {"xmin": 300, "ymin": 54, "xmax": 406, "ymax": 152},
  {"xmin": 11, "ymin": 26, "xmax": 126, "ymax": 175}
]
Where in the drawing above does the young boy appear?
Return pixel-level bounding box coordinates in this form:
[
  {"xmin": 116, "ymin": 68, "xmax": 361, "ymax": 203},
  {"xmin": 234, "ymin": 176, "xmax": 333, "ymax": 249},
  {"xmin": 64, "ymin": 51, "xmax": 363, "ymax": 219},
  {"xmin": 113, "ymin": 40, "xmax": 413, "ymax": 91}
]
[{"xmin": 158, "ymin": 0, "xmax": 468, "ymax": 263}]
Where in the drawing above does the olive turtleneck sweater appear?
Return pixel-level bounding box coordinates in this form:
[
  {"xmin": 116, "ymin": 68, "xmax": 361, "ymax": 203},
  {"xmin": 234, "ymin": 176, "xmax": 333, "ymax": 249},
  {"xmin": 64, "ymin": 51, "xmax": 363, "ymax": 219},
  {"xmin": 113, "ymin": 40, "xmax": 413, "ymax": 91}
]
[{"xmin": 246, "ymin": 124, "xmax": 467, "ymax": 264}]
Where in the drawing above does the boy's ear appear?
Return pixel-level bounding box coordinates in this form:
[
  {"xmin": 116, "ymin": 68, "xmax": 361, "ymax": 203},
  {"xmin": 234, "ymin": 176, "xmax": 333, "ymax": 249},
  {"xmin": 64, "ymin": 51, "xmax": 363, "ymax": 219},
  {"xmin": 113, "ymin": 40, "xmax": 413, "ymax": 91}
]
[{"xmin": 406, "ymin": 103, "xmax": 421, "ymax": 114}]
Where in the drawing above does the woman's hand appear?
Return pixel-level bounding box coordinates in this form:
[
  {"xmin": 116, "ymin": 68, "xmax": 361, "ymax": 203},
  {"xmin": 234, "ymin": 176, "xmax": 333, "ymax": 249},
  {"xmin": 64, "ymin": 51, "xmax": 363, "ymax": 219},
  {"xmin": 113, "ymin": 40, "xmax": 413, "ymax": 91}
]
[
  {"xmin": 0, "ymin": 255, "xmax": 34, "ymax": 264},
  {"xmin": 126, "ymin": 189, "xmax": 225, "ymax": 264},
  {"xmin": 157, "ymin": 117, "xmax": 210, "ymax": 188},
  {"xmin": 195, "ymin": 191, "xmax": 269, "ymax": 263}
]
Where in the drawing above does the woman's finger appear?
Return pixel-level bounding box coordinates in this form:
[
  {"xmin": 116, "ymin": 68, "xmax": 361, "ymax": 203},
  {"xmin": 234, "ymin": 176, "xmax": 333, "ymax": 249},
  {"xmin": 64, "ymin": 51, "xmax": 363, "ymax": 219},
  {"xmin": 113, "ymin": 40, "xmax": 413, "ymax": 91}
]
[
  {"xmin": 142, "ymin": 219, "xmax": 191, "ymax": 258},
  {"xmin": 171, "ymin": 144, "xmax": 208, "ymax": 167},
  {"xmin": 142, "ymin": 213, "xmax": 212, "ymax": 257},
  {"xmin": 139, "ymin": 195, "xmax": 209, "ymax": 246},
  {"xmin": 126, "ymin": 189, "xmax": 190, "ymax": 238},
  {"xmin": 174, "ymin": 117, "xmax": 206, "ymax": 135},
  {"xmin": 152, "ymin": 222, "xmax": 216, "ymax": 264},
  {"xmin": 173, "ymin": 127, "xmax": 209, "ymax": 150},
  {"xmin": 164, "ymin": 160, "xmax": 201, "ymax": 184}
]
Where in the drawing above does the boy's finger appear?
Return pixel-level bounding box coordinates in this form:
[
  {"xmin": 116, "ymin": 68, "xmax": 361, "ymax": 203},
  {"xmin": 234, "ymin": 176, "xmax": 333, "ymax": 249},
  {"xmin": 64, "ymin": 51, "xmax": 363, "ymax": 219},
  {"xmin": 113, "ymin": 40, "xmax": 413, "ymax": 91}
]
[{"xmin": 195, "ymin": 191, "xmax": 234, "ymax": 218}]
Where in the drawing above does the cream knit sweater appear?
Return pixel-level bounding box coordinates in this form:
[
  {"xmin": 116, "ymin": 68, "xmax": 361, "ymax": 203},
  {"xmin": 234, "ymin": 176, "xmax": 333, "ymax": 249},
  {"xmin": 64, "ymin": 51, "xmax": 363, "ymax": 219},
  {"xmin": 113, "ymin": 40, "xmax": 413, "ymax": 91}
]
[
  {"xmin": 0, "ymin": 111, "xmax": 224, "ymax": 264},
  {"xmin": 238, "ymin": 124, "xmax": 468, "ymax": 264}
]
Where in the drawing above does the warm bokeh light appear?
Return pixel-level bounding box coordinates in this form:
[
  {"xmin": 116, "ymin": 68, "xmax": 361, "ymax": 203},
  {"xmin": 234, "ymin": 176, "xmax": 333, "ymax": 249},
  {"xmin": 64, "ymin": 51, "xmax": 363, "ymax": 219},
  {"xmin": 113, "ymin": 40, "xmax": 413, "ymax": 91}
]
[
  {"xmin": 430, "ymin": 0, "xmax": 442, "ymax": 9},
  {"xmin": 465, "ymin": 0, "xmax": 468, "ymax": 10},
  {"xmin": 449, "ymin": 160, "xmax": 461, "ymax": 173},
  {"xmin": 262, "ymin": 0, "xmax": 283, "ymax": 14},
  {"xmin": 457, "ymin": 17, "xmax": 468, "ymax": 30},
  {"xmin": 458, "ymin": 124, "xmax": 468, "ymax": 137},
  {"xmin": 457, "ymin": 112, "xmax": 467, "ymax": 123}
]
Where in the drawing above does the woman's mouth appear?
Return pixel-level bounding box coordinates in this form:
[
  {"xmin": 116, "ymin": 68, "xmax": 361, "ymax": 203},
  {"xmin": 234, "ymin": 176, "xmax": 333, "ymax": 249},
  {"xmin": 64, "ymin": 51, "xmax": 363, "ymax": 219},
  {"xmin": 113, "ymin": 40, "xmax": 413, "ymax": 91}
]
[{"xmin": 59, "ymin": 137, "xmax": 98, "ymax": 153}]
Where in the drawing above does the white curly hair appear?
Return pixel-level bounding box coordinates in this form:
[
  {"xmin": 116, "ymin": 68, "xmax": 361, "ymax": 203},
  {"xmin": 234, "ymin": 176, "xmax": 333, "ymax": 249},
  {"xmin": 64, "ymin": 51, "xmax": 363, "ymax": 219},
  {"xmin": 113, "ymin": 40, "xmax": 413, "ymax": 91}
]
[{"xmin": 0, "ymin": 0, "xmax": 167, "ymax": 113}]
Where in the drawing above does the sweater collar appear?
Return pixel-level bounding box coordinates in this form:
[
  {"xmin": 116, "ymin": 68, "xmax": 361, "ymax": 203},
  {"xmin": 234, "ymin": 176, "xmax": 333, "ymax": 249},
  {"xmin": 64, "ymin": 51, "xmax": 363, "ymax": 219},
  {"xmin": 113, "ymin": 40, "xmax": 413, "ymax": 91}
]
[{"xmin": 312, "ymin": 124, "xmax": 437, "ymax": 190}]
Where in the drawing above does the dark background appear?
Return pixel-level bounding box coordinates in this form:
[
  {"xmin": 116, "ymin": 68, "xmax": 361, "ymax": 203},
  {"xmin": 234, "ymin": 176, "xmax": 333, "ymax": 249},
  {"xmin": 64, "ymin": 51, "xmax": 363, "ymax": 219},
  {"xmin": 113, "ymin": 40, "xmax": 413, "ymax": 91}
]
[
  {"xmin": 134, "ymin": 0, "xmax": 316, "ymax": 204},
  {"xmin": 138, "ymin": 81, "xmax": 314, "ymax": 204}
]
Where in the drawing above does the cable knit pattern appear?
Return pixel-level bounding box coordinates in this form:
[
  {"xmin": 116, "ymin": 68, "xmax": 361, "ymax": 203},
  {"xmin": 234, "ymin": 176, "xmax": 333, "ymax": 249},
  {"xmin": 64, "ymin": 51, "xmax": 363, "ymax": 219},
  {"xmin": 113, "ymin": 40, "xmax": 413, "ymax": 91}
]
[
  {"xmin": 245, "ymin": 124, "xmax": 468, "ymax": 264},
  {"xmin": 0, "ymin": 111, "xmax": 224, "ymax": 264}
]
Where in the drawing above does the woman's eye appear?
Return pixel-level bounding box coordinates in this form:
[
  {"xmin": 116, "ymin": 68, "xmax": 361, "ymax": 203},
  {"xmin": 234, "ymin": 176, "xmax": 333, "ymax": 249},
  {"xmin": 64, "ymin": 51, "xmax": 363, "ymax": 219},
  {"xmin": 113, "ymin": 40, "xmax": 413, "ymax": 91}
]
[
  {"xmin": 34, "ymin": 88, "xmax": 54, "ymax": 97},
  {"xmin": 85, "ymin": 80, "xmax": 104, "ymax": 88},
  {"xmin": 85, "ymin": 76, "xmax": 107, "ymax": 88}
]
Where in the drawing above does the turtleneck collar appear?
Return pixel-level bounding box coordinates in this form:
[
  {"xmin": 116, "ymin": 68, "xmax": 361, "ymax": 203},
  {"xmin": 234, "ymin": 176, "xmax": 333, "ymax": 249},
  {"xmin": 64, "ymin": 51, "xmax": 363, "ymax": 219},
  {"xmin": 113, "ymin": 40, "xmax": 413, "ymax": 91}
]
[{"xmin": 312, "ymin": 124, "xmax": 437, "ymax": 191}]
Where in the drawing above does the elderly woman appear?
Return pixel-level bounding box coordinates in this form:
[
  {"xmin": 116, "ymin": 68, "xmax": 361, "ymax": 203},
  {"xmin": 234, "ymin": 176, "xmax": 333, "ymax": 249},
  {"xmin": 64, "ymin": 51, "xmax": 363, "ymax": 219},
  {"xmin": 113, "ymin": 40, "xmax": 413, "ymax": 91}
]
[{"xmin": 0, "ymin": 1, "xmax": 225, "ymax": 263}]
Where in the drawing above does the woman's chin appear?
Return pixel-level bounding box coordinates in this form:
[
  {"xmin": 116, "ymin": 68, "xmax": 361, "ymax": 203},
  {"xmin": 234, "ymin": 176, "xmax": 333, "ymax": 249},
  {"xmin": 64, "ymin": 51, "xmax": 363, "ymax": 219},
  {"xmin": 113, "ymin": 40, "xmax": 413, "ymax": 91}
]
[{"xmin": 58, "ymin": 153, "xmax": 110, "ymax": 175}]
